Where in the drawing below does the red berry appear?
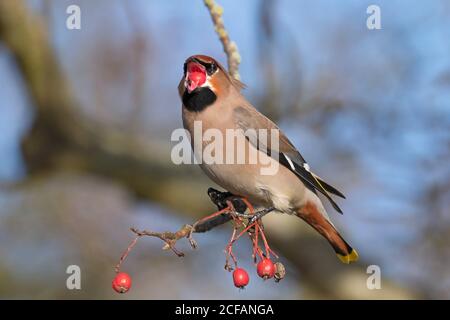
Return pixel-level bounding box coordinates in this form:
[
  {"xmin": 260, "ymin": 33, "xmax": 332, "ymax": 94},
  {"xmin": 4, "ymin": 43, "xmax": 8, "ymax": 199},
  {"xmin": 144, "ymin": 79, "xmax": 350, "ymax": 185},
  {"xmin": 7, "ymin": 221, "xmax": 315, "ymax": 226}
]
[
  {"xmin": 112, "ymin": 272, "xmax": 132, "ymax": 294},
  {"xmin": 257, "ymin": 258, "xmax": 275, "ymax": 279},
  {"xmin": 233, "ymin": 268, "xmax": 249, "ymax": 288}
]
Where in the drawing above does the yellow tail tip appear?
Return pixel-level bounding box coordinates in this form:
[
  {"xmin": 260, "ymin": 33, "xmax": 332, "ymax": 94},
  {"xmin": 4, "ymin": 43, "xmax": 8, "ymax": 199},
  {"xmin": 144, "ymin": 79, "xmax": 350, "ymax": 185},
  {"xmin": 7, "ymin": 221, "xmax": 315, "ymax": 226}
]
[{"xmin": 337, "ymin": 249, "xmax": 359, "ymax": 264}]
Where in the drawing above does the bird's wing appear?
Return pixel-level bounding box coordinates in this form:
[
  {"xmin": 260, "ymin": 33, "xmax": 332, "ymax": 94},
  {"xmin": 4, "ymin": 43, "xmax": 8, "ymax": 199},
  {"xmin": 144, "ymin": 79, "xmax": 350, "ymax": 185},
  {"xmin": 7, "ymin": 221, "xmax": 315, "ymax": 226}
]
[{"xmin": 233, "ymin": 105, "xmax": 345, "ymax": 214}]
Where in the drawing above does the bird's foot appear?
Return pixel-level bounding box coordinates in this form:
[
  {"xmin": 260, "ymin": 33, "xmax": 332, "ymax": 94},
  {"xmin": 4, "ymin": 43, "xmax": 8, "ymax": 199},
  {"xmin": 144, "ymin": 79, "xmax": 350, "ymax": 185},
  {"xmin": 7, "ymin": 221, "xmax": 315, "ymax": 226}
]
[
  {"xmin": 207, "ymin": 188, "xmax": 248, "ymax": 213},
  {"xmin": 207, "ymin": 189, "xmax": 273, "ymax": 223},
  {"xmin": 249, "ymin": 207, "xmax": 275, "ymax": 224}
]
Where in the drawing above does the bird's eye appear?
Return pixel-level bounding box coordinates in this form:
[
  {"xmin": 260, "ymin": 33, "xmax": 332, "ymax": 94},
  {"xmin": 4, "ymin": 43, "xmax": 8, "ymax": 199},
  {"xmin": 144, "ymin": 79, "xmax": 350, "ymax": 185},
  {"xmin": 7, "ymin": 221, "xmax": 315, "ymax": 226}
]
[{"xmin": 205, "ymin": 63, "xmax": 217, "ymax": 76}]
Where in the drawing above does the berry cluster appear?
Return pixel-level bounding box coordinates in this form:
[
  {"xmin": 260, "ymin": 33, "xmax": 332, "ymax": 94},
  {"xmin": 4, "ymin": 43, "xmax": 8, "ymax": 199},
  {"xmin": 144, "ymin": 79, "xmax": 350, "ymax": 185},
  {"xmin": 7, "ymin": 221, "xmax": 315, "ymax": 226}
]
[
  {"xmin": 218, "ymin": 198, "xmax": 286, "ymax": 289},
  {"xmin": 112, "ymin": 192, "xmax": 286, "ymax": 294},
  {"xmin": 233, "ymin": 258, "xmax": 286, "ymax": 289}
]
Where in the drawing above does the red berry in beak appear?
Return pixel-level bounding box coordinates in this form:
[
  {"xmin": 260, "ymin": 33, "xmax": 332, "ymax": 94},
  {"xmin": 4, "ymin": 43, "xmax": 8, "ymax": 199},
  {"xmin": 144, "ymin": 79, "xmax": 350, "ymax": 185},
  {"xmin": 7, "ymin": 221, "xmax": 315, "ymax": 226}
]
[
  {"xmin": 257, "ymin": 258, "xmax": 275, "ymax": 280},
  {"xmin": 186, "ymin": 62, "xmax": 206, "ymax": 93},
  {"xmin": 233, "ymin": 268, "xmax": 250, "ymax": 289},
  {"xmin": 112, "ymin": 272, "xmax": 132, "ymax": 294}
]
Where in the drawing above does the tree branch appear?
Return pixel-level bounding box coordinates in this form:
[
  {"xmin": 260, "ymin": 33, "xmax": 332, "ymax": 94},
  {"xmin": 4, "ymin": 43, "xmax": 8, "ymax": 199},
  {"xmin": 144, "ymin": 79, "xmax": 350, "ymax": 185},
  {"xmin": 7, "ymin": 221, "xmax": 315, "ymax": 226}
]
[
  {"xmin": 114, "ymin": 191, "xmax": 242, "ymax": 273},
  {"xmin": 204, "ymin": 0, "xmax": 241, "ymax": 79},
  {"xmin": 131, "ymin": 225, "xmax": 193, "ymax": 258}
]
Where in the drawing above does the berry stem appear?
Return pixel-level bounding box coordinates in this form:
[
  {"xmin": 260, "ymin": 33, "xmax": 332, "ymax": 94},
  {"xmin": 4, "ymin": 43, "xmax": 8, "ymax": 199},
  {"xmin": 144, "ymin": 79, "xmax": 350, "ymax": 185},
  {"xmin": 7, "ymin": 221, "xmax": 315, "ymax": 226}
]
[
  {"xmin": 252, "ymin": 223, "xmax": 259, "ymax": 262},
  {"xmin": 115, "ymin": 235, "xmax": 140, "ymax": 273},
  {"xmin": 225, "ymin": 227, "xmax": 238, "ymax": 270},
  {"xmin": 259, "ymin": 224, "xmax": 278, "ymax": 259}
]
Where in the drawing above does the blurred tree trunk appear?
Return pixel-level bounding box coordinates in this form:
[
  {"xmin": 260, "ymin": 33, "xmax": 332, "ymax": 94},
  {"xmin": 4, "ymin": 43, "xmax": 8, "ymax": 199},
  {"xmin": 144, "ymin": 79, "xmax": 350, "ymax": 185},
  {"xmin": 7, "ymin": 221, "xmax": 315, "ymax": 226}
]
[{"xmin": 0, "ymin": 0, "xmax": 417, "ymax": 299}]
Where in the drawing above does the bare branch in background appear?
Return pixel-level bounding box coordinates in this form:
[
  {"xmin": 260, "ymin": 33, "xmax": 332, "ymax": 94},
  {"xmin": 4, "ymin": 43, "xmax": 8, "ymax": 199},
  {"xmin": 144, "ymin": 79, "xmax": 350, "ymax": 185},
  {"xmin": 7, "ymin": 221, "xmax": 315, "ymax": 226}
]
[
  {"xmin": 203, "ymin": 0, "xmax": 241, "ymax": 79},
  {"xmin": 123, "ymin": 1, "xmax": 150, "ymax": 132}
]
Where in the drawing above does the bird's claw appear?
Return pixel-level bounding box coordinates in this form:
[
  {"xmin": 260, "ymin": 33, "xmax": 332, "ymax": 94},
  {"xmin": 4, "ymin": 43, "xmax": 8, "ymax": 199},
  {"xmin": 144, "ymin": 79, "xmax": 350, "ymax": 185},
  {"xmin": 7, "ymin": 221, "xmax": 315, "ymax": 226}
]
[
  {"xmin": 208, "ymin": 188, "xmax": 248, "ymax": 214},
  {"xmin": 249, "ymin": 207, "xmax": 275, "ymax": 224}
]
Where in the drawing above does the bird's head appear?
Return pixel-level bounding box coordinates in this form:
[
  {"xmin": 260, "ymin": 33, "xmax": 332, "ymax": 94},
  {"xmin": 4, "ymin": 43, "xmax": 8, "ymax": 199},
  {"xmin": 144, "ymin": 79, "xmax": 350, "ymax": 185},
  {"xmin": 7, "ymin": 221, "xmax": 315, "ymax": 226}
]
[
  {"xmin": 182, "ymin": 55, "xmax": 221, "ymax": 94},
  {"xmin": 179, "ymin": 55, "xmax": 245, "ymax": 111}
]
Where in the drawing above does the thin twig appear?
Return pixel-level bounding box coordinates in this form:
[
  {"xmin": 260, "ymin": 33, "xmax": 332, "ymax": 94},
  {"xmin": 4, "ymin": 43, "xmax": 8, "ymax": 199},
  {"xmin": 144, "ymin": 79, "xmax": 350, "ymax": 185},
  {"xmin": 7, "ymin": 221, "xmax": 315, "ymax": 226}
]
[
  {"xmin": 114, "ymin": 210, "xmax": 233, "ymax": 273},
  {"xmin": 115, "ymin": 235, "xmax": 140, "ymax": 273},
  {"xmin": 203, "ymin": 0, "xmax": 241, "ymax": 79},
  {"xmin": 131, "ymin": 225, "xmax": 193, "ymax": 257}
]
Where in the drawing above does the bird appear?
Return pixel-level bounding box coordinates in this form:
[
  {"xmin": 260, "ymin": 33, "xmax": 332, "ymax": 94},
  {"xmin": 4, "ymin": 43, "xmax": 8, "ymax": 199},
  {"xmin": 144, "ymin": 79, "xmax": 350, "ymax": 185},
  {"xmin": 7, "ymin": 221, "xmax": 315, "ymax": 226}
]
[{"xmin": 178, "ymin": 54, "xmax": 358, "ymax": 264}]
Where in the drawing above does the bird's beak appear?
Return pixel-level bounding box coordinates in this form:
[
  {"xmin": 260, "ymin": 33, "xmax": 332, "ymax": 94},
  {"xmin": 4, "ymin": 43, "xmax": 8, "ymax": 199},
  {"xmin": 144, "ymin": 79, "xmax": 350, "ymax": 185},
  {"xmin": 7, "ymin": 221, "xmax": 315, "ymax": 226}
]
[{"xmin": 185, "ymin": 62, "xmax": 206, "ymax": 93}]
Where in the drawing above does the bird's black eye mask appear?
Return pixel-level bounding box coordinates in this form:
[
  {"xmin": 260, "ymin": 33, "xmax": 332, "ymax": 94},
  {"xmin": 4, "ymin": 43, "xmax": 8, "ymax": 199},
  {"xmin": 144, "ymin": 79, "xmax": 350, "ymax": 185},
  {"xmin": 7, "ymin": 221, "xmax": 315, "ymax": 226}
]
[{"xmin": 202, "ymin": 62, "xmax": 218, "ymax": 76}]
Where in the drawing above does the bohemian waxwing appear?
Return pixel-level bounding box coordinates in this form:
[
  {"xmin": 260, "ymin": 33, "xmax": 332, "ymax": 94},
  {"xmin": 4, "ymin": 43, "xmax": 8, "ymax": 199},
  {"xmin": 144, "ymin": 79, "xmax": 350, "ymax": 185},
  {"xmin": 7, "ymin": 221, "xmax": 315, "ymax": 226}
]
[{"xmin": 178, "ymin": 54, "xmax": 358, "ymax": 263}]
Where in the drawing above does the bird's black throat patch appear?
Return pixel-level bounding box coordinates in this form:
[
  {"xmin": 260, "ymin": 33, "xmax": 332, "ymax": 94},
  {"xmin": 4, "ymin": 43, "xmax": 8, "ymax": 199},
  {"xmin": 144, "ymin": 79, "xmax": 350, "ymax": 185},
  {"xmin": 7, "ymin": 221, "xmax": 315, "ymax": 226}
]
[{"xmin": 182, "ymin": 87, "xmax": 217, "ymax": 112}]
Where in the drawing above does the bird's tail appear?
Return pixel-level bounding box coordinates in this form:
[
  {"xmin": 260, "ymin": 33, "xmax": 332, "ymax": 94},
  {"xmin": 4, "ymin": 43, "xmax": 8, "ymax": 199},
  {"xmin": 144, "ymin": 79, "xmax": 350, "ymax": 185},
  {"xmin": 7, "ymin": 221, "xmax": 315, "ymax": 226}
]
[
  {"xmin": 331, "ymin": 231, "xmax": 359, "ymax": 264},
  {"xmin": 296, "ymin": 203, "xmax": 359, "ymax": 264}
]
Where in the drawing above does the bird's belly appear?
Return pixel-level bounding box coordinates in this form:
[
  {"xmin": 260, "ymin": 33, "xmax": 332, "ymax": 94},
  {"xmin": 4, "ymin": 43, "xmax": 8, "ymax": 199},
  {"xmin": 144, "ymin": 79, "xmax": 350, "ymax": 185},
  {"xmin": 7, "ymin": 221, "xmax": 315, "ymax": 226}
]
[
  {"xmin": 196, "ymin": 132, "xmax": 308, "ymax": 212},
  {"xmin": 199, "ymin": 162, "xmax": 263, "ymax": 200},
  {"xmin": 199, "ymin": 161, "xmax": 307, "ymax": 213}
]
